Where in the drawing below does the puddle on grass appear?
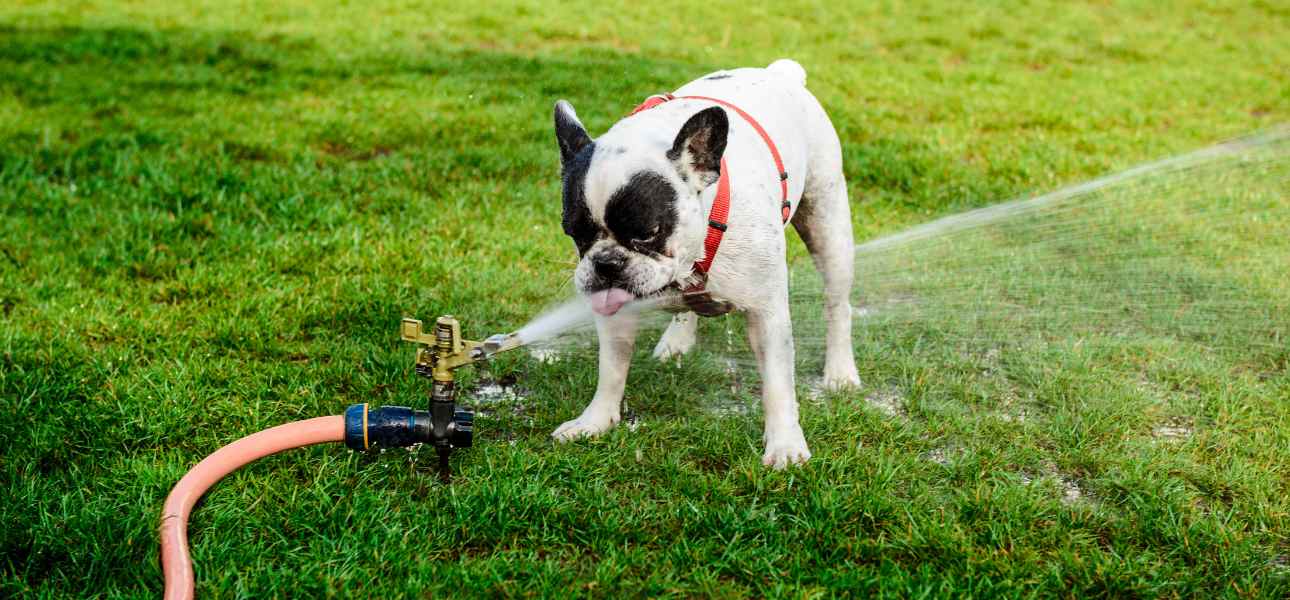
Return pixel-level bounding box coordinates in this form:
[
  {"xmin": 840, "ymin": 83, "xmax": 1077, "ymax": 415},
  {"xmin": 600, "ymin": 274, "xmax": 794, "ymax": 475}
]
[
  {"xmin": 1152, "ymin": 417, "xmax": 1194, "ymax": 441},
  {"xmin": 528, "ymin": 344, "xmax": 564, "ymax": 364},
  {"xmin": 1020, "ymin": 460, "xmax": 1090, "ymax": 506},
  {"xmin": 996, "ymin": 407, "xmax": 1030, "ymax": 423},
  {"xmin": 864, "ymin": 387, "xmax": 907, "ymax": 418},
  {"xmin": 724, "ymin": 357, "xmax": 742, "ymax": 396},
  {"xmin": 623, "ymin": 405, "xmax": 641, "ymax": 432},
  {"xmin": 466, "ymin": 376, "xmax": 532, "ymax": 430},
  {"xmin": 924, "ymin": 445, "xmax": 955, "ymax": 466},
  {"xmin": 803, "ymin": 376, "xmax": 830, "ymax": 402},
  {"xmin": 473, "ymin": 379, "xmax": 524, "ymax": 403},
  {"xmin": 705, "ymin": 396, "xmax": 754, "ymax": 417},
  {"xmin": 806, "ymin": 378, "xmax": 907, "ymax": 421},
  {"xmin": 1057, "ymin": 478, "xmax": 1085, "ymax": 505},
  {"xmin": 848, "ymin": 295, "xmax": 920, "ymax": 321},
  {"xmin": 701, "ymin": 353, "xmax": 757, "ymax": 417}
]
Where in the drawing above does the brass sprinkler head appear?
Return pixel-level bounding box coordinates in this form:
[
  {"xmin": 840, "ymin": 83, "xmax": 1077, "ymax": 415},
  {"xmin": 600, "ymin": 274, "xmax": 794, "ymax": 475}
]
[{"xmin": 397, "ymin": 316, "xmax": 521, "ymax": 480}]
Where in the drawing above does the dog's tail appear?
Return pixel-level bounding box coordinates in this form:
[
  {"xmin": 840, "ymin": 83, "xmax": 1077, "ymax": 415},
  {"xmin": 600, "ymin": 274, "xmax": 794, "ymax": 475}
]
[{"xmin": 766, "ymin": 59, "xmax": 807, "ymax": 87}]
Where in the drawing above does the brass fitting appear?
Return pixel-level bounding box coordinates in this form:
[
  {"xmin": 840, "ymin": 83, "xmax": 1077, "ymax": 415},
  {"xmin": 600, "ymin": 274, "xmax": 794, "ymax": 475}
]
[{"xmin": 400, "ymin": 316, "xmax": 522, "ymax": 379}]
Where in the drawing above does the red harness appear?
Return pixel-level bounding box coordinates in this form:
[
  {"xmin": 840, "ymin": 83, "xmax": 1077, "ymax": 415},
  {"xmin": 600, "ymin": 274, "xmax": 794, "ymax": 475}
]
[{"xmin": 629, "ymin": 93, "xmax": 790, "ymax": 315}]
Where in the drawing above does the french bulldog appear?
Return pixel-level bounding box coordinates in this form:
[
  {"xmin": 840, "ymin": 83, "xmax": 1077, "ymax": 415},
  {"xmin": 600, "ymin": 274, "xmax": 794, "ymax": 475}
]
[{"xmin": 551, "ymin": 59, "xmax": 860, "ymax": 468}]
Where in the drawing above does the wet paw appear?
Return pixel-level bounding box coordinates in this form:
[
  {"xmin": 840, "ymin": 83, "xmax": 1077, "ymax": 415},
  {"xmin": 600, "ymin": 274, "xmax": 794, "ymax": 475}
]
[
  {"xmin": 655, "ymin": 325, "xmax": 696, "ymax": 358},
  {"xmin": 652, "ymin": 315, "xmax": 697, "ymax": 362},
  {"xmin": 652, "ymin": 335, "xmax": 695, "ymax": 362},
  {"xmin": 762, "ymin": 427, "xmax": 812, "ymax": 469},
  {"xmin": 822, "ymin": 362, "xmax": 861, "ymax": 391},
  {"xmin": 551, "ymin": 411, "xmax": 619, "ymax": 441}
]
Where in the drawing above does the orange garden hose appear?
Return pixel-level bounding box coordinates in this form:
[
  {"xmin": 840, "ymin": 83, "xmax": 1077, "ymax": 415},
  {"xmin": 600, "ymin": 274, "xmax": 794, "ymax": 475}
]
[{"xmin": 159, "ymin": 416, "xmax": 345, "ymax": 600}]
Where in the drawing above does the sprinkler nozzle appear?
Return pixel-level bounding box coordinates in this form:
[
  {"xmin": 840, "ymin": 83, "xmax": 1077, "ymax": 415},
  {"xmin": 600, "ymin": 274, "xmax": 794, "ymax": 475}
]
[{"xmin": 482, "ymin": 333, "xmax": 522, "ymax": 357}]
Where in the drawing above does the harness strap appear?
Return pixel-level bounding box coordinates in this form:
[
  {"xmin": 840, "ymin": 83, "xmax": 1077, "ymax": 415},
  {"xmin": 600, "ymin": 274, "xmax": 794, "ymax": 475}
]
[
  {"xmin": 694, "ymin": 156, "xmax": 730, "ymax": 275},
  {"xmin": 629, "ymin": 93, "xmax": 790, "ymax": 316}
]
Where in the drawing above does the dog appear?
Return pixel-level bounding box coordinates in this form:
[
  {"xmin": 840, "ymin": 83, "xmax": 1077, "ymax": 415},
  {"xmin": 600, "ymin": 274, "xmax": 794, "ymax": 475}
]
[{"xmin": 551, "ymin": 59, "xmax": 860, "ymax": 468}]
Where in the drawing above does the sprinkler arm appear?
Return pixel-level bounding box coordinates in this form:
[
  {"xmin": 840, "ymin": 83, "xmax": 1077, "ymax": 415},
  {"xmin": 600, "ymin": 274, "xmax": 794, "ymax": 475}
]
[{"xmin": 399, "ymin": 317, "xmax": 522, "ymax": 375}]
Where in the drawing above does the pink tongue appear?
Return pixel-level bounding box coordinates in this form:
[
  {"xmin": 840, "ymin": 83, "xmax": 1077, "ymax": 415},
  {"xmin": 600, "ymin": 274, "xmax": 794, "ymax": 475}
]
[{"xmin": 589, "ymin": 288, "xmax": 633, "ymax": 316}]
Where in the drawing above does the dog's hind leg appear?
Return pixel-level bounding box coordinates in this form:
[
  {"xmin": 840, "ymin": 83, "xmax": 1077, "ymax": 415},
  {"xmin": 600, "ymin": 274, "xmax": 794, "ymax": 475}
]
[
  {"xmin": 792, "ymin": 133, "xmax": 861, "ymax": 390},
  {"xmin": 653, "ymin": 311, "xmax": 698, "ymax": 361}
]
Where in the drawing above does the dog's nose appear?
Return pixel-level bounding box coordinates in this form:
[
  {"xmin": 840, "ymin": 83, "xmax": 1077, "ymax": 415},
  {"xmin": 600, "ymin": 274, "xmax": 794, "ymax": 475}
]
[{"xmin": 593, "ymin": 253, "xmax": 626, "ymax": 278}]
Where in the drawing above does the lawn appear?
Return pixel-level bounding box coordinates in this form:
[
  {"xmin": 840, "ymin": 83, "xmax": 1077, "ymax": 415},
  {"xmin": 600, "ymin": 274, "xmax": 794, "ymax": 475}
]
[{"xmin": 2, "ymin": 1, "xmax": 1288, "ymax": 597}]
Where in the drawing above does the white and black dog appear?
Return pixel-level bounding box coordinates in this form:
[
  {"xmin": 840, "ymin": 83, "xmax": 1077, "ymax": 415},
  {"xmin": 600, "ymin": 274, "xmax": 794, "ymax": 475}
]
[{"xmin": 551, "ymin": 59, "xmax": 859, "ymax": 468}]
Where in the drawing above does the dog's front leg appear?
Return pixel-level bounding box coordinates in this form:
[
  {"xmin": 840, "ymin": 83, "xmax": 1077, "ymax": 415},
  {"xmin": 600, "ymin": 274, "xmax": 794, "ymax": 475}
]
[
  {"xmin": 552, "ymin": 311, "xmax": 638, "ymax": 441},
  {"xmin": 747, "ymin": 301, "xmax": 811, "ymax": 468}
]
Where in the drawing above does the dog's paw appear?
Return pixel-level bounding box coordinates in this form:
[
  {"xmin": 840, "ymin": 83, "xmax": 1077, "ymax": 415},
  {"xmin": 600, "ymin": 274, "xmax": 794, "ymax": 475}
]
[
  {"xmin": 652, "ymin": 333, "xmax": 695, "ymax": 362},
  {"xmin": 822, "ymin": 362, "xmax": 861, "ymax": 391},
  {"xmin": 551, "ymin": 410, "xmax": 619, "ymax": 442},
  {"xmin": 652, "ymin": 315, "xmax": 697, "ymax": 362},
  {"xmin": 762, "ymin": 426, "xmax": 812, "ymax": 469}
]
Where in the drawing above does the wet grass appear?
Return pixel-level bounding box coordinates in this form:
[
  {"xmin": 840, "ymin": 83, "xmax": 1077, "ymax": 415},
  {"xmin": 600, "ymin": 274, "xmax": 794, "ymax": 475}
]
[{"xmin": 2, "ymin": 1, "xmax": 1288, "ymax": 597}]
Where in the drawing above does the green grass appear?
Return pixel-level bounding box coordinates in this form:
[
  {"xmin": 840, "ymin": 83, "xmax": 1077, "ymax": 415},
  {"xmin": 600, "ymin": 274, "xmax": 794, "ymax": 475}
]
[{"xmin": 2, "ymin": 1, "xmax": 1288, "ymax": 597}]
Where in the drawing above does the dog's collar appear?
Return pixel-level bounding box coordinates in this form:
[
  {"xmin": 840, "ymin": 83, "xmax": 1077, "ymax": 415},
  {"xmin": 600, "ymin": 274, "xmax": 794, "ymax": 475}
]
[{"xmin": 629, "ymin": 93, "xmax": 791, "ymax": 317}]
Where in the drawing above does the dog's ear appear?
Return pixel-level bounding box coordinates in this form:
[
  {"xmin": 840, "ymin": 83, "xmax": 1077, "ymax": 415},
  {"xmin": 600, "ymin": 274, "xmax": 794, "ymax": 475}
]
[
  {"xmin": 554, "ymin": 100, "xmax": 592, "ymax": 165},
  {"xmin": 668, "ymin": 106, "xmax": 728, "ymax": 188}
]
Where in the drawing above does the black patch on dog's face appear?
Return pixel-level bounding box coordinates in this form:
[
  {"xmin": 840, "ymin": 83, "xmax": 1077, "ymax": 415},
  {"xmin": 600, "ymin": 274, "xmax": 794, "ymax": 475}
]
[
  {"xmin": 604, "ymin": 171, "xmax": 677, "ymax": 256},
  {"xmin": 561, "ymin": 143, "xmax": 598, "ymax": 256},
  {"xmin": 704, "ymin": 73, "xmax": 732, "ymax": 80}
]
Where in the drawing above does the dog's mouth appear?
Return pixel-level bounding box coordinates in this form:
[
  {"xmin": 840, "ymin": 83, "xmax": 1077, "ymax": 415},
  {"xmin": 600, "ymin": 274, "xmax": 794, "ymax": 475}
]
[
  {"xmin": 587, "ymin": 288, "xmax": 633, "ymax": 316},
  {"xmin": 582, "ymin": 256, "xmax": 688, "ymax": 316},
  {"xmin": 586, "ymin": 284, "xmax": 679, "ymax": 316}
]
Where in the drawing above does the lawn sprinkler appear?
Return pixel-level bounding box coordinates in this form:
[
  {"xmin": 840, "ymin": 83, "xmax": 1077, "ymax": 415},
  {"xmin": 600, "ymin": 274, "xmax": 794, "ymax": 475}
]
[
  {"xmin": 160, "ymin": 315, "xmax": 522, "ymax": 600},
  {"xmin": 345, "ymin": 316, "xmax": 522, "ymax": 480}
]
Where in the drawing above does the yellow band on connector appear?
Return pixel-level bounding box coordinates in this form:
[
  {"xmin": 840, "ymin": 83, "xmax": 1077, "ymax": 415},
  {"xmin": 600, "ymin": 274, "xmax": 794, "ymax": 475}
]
[{"xmin": 362, "ymin": 403, "xmax": 369, "ymax": 450}]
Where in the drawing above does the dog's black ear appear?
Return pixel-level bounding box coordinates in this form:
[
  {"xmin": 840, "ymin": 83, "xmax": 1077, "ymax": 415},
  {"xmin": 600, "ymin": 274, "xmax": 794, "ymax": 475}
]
[
  {"xmin": 668, "ymin": 106, "xmax": 728, "ymax": 188},
  {"xmin": 554, "ymin": 100, "xmax": 592, "ymax": 165}
]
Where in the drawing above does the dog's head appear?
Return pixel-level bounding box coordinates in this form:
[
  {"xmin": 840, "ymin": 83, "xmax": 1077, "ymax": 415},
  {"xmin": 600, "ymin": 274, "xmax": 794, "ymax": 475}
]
[{"xmin": 553, "ymin": 100, "xmax": 728, "ymax": 316}]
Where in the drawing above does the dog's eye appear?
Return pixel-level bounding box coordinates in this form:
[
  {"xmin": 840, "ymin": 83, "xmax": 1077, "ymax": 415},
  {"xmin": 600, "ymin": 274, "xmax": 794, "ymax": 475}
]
[{"xmin": 631, "ymin": 226, "xmax": 660, "ymax": 249}]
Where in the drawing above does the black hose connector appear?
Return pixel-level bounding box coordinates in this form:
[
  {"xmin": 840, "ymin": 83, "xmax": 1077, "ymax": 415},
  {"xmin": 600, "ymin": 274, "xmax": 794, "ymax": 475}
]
[{"xmin": 343, "ymin": 403, "xmax": 473, "ymax": 452}]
